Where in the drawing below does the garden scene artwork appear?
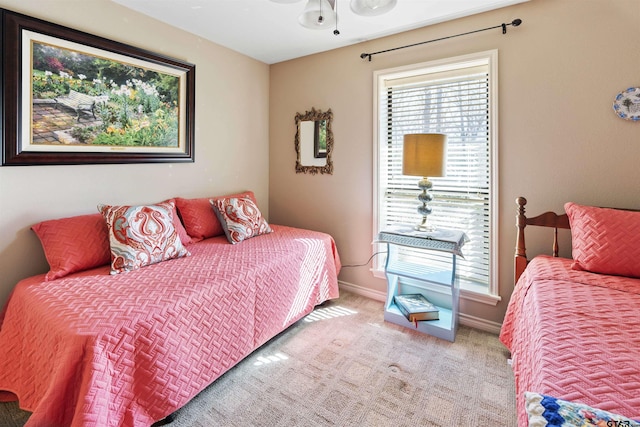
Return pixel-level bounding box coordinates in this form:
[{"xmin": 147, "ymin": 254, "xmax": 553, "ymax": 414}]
[
  {"xmin": 2, "ymin": 10, "xmax": 194, "ymax": 165},
  {"xmin": 31, "ymin": 40, "xmax": 181, "ymax": 148}
]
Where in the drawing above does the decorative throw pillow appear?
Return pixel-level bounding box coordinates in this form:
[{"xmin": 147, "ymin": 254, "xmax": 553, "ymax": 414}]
[
  {"xmin": 175, "ymin": 191, "xmax": 257, "ymax": 242},
  {"xmin": 565, "ymin": 202, "xmax": 640, "ymax": 278},
  {"xmin": 98, "ymin": 201, "xmax": 190, "ymax": 274},
  {"xmin": 525, "ymin": 392, "xmax": 640, "ymax": 427},
  {"xmin": 210, "ymin": 196, "xmax": 272, "ymax": 244},
  {"xmin": 163, "ymin": 198, "xmax": 192, "ymax": 245},
  {"xmin": 32, "ymin": 213, "xmax": 111, "ymax": 281}
]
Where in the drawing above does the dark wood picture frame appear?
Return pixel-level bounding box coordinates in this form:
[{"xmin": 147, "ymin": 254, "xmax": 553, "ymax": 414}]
[{"xmin": 1, "ymin": 8, "xmax": 196, "ymax": 166}]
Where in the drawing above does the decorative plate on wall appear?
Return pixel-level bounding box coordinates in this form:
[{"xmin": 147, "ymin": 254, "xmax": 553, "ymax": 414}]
[{"xmin": 613, "ymin": 87, "xmax": 640, "ymax": 121}]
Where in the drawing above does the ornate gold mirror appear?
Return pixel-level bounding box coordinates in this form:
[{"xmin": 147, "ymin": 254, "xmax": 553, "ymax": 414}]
[{"xmin": 295, "ymin": 108, "xmax": 333, "ymax": 174}]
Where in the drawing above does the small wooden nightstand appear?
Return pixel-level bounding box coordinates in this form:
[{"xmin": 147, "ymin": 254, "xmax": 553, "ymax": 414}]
[{"xmin": 376, "ymin": 224, "xmax": 468, "ymax": 342}]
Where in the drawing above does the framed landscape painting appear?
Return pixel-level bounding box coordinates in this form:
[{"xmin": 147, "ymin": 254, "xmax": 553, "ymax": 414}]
[{"xmin": 1, "ymin": 9, "xmax": 196, "ymax": 165}]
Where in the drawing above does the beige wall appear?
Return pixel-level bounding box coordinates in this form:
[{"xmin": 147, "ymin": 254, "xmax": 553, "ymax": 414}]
[
  {"xmin": 1, "ymin": 0, "xmax": 638, "ymax": 326},
  {"xmin": 0, "ymin": 0, "xmax": 270, "ymax": 307},
  {"xmin": 269, "ymin": 0, "xmax": 640, "ymax": 326}
]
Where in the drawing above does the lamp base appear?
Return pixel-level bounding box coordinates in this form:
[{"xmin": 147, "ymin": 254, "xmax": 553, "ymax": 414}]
[
  {"xmin": 414, "ymin": 216, "xmax": 436, "ymax": 232},
  {"xmin": 414, "ymin": 177, "xmax": 436, "ymax": 232}
]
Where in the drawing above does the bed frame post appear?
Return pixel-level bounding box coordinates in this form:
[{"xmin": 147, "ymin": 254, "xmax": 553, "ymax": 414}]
[
  {"xmin": 514, "ymin": 197, "xmax": 572, "ymax": 284},
  {"xmin": 515, "ymin": 197, "xmax": 528, "ymax": 284}
]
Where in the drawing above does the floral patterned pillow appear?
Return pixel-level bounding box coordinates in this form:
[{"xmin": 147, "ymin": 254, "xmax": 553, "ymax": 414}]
[
  {"xmin": 525, "ymin": 392, "xmax": 640, "ymax": 427},
  {"xmin": 98, "ymin": 201, "xmax": 190, "ymax": 274},
  {"xmin": 210, "ymin": 197, "xmax": 272, "ymax": 244}
]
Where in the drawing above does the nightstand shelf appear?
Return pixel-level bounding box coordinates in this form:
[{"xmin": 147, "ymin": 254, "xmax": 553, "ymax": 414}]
[
  {"xmin": 385, "ymin": 299, "xmax": 454, "ymax": 332},
  {"xmin": 385, "ymin": 258, "xmax": 454, "ymax": 286},
  {"xmin": 376, "ymin": 224, "xmax": 468, "ymax": 342}
]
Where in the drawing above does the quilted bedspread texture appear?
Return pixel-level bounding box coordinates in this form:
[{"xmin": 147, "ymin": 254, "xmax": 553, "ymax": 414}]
[
  {"xmin": 0, "ymin": 225, "xmax": 340, "ymax": 427},
  {"xmin": 500, "ymin": 255, "xmax": 640, "ymax": 427}
]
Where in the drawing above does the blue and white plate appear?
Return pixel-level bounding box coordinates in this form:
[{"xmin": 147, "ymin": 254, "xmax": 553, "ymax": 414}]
[{"xmin": 613, "ymin": 87, "xmax": 640, "ymax": 121}]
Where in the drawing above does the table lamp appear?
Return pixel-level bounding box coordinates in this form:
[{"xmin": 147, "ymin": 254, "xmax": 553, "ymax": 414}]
[{"xmin": 402, "ymin": 133, "xmax": 447, "ymax": 231}]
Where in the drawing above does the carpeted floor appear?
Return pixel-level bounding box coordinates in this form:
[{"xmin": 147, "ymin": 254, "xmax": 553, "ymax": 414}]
[{"xmin": 0, "ymin": 290, "xmax": 516, "ymax": 426}]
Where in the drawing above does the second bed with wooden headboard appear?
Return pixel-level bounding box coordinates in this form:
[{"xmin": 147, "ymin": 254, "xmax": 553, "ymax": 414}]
[{"xmin": 501, "ymin": 197, "xmax": 640, "ymax": 426}]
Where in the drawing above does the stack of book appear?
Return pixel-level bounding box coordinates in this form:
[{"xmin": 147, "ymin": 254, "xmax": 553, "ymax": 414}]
[{"xmin": 393, "ymin": 293, "xmax": 439, "ymax": 322}]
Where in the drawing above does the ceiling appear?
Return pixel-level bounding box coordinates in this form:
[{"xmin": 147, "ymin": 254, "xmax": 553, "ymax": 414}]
[{"xmin": 110, "ymin": 0, "xmax": 528, "ymax": 64}]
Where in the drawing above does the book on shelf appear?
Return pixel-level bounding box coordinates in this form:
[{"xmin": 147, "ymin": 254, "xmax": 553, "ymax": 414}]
[{"xmin": 393, "ymin": 293, "xmax": 439, "ymax": 322}]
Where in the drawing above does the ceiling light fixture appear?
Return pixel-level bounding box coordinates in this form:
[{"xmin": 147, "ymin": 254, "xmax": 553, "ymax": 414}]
[
  {"xmin": 299, "ymin": 0, "xmax": 336, "ymax": 29},
  {"xmin": 350, "ymin": 0, "xmax": 397, "ymax": 16},
  {"xmin": 271, "ymin": 0, "xmax": 396, "ymax": 34}
]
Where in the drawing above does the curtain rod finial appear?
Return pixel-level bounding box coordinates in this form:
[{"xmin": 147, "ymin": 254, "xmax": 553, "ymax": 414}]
[{"xmin": 502, "ymin": 18, "xmax": 522, "ymax": 34}]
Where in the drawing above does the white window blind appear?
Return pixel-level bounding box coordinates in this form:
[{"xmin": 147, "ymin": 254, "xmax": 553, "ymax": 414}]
[{"xmin": 375, "ymin": 52, "xmax": 497, "ymax": 294}]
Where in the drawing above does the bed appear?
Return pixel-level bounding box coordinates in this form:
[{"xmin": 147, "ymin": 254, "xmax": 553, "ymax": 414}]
[
  {"xmin": 0, "ymin": 193, "xmax": 341, "ymax": 427},
  {"xmin": 500, "ymin": 197, "xmax": 640, "ymax": 426}
]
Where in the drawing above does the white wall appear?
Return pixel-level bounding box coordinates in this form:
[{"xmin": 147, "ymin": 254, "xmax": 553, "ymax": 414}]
[
  {"xmin": 0, "ymin": 0, "xmax": 270, "ymax": 307},
  {"xmin": 269, "ymin": 0, "xmax": 640, "ymax": 326}
]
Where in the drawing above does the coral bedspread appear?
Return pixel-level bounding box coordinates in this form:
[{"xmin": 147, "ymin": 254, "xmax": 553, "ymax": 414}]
[
  {"xmin": 500, "ymin": 256, "xmax": 640, "ymax": 426},
  {"xmin": 0, "ymin": 225, "xmax": 340, "ymax": 427}
]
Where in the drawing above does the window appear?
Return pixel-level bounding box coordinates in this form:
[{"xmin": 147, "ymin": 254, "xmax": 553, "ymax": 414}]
[{"xmin": 373, "ymin": 51, "xmax": 499, "ymax": 302}]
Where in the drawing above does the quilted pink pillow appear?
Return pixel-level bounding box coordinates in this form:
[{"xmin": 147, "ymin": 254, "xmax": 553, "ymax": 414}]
[
  {"xmin": 565, "ymin": 202, "xmax": 640, "ymax": 277},
  {"xmin": 210, "ymin": 196, "xmax": 272, "ymax": 244},
  {"xmin": 175, "ymin": 191, "xmax": 257, "ymax": 242},
  {"xmin": 163, "ymin": 198, "xmax": 192, "ymax": 245},
  {"xmin": 98, "ymin": 201, "xmax": 190, "ymax": 274},
  {"xmin": 32, "ymin": 213, "xmax": 111, "ymax": 281}
]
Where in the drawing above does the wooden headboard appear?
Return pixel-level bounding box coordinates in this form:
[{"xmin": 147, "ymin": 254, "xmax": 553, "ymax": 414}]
[{"xmin": 514, "ymin": 197, "xmax": 570, "ymax": 283}]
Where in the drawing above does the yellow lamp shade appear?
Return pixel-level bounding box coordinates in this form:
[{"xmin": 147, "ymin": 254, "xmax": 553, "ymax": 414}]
[{"xmin": 402, "ymin": 134, "xmax": 447, "ymax": 178}]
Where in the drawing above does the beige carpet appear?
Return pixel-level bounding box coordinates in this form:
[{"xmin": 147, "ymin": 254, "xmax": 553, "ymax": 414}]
[{"xmin": 0, "ymin": 290, "xmax": 516, "ymax": 426}]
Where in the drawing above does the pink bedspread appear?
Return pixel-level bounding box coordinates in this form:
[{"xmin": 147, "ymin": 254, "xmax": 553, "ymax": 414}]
[
  {"xmin": 0, "ymin": 225, "xmax": 340, "ymax": 427},
  {"xmin": 500, "ymin": 256, "xmax": 640, "ymax": 426}
]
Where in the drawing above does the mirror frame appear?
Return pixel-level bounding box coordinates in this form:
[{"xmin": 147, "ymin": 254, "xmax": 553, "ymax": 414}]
[{"xmin": 295, "ymin": 108, "xmax": 333, "ymax": 175}]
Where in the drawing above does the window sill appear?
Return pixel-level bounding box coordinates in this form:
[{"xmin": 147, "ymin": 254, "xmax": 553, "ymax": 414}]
[{"xmin": 460, "ymin": 288, "xmax": 501, "ymax": 306}]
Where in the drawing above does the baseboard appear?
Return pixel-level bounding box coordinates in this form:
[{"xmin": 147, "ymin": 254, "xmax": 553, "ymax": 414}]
[
  {"xmin": 458, "ymin": 312, "xmax": 502, "ymax": 335},
  {"xmin": 338, "ymin": 280, "xmax": 386, "ymax": 301},
  {"xmin": 338, "ymin": 280, "xmax": 502, "ymax": 335}
]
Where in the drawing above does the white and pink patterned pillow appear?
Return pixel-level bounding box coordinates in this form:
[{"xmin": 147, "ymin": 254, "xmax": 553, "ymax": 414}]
[
  {"xmin": 210, "ymin": 197, "xmax": 272, "ymax": 244},
  {"xmin": 98, "ymin": 201, "xmax": 190, "ymax": 274}
]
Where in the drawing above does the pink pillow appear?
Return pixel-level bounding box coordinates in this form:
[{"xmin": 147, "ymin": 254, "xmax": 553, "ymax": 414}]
[
  {"xmin": 565, "ymin": 202, "xmax": 640, "ymax": 277},
  {"xmin": 98, "ymin": 201, "xmax": 190, "ymax": 274},
  {"xmin": 210, "ymin": 196, "xmax": 272, "ymax": 244},
  {"xmin": 163, "ymin": 198, "xmax": 192, "ymax": 245},
  {"xmin": 175, "ymin": 191, "xmax": 257, "ymax": 242},
  {"xmin": 32, "ymin": 213, "xmax": 111, "ymax": 281}
]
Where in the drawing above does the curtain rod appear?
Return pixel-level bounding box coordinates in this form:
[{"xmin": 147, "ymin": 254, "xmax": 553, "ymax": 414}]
[{"xmin": 360, "ymin": 18, "xmax": 523, "ymax": 61}]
